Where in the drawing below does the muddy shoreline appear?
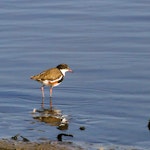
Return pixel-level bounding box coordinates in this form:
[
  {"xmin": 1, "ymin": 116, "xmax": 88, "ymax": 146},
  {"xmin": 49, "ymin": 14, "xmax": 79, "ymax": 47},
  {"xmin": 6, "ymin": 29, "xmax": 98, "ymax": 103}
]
[
  {"xmin": 0, "ymin": 139, "xmax": 83, "ymax": 150},
  {"xmin": 0, "ymin": 108, "xmax": 84, "ymax": 150}
]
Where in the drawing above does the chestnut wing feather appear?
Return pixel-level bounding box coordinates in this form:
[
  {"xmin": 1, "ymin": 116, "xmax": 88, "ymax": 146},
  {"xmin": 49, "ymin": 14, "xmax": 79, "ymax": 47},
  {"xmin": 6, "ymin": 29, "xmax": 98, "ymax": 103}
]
[{"xmin": 31, "ymin": 68, "xmax": 63, "ymax": 82}]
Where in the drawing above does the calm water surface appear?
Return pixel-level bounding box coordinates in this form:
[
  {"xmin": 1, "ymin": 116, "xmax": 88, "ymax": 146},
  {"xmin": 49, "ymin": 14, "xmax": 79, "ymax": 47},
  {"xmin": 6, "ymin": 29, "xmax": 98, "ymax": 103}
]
[{"xmin": 0, "ymin": 0, "xmax": 150, "ymax": 149}]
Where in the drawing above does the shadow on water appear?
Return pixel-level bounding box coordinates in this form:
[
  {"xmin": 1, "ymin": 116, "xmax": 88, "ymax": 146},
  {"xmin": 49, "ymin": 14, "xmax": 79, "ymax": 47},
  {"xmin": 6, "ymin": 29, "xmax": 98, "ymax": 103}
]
[{"xmin": 32, "ymin": 97, "xmax": 69, "ymax": 130}]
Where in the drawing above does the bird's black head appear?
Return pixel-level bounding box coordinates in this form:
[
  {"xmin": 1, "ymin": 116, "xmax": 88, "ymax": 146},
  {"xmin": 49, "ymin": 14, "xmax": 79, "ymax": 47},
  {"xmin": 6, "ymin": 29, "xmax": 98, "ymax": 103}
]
[
  {"xmin": 56, "ymin": 64, "xmax": 70, "ymax": 70},
  {"xmin": 56, "ymin": 64, "xmax": 73, "ymax": 73}
]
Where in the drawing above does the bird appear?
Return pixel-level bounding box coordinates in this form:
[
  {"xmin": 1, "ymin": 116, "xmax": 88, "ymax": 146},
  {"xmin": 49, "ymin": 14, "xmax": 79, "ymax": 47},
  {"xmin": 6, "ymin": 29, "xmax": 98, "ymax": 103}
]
[{"xmin": 30, "ymin": 64, "xmax": 72, "ymax": 98}]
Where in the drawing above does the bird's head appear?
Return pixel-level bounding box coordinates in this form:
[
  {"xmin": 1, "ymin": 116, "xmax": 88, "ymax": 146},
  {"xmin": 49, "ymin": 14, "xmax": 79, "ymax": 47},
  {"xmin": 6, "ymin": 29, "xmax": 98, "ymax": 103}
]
[{"xmin": 57, "ymin": 64, "xmax": 73, "ymax": 76}]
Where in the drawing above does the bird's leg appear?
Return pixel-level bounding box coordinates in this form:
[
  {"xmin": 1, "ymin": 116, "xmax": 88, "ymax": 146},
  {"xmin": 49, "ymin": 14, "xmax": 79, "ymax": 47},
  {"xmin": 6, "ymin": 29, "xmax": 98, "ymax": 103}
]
[
  {"xmin": 41, "ymin": 85, "xmax": 45, "ymax": 98},
  {"xmin": 50, "ymin": 87, "xmax": 53, "ymax": 98}
]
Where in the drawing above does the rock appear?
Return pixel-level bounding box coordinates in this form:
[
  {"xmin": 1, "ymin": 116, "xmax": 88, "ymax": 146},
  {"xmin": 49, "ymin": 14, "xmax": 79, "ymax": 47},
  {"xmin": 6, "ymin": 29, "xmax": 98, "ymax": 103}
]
[{"xmin": 79, "ymin": 126, "xmax": 85, "ymax": 130}]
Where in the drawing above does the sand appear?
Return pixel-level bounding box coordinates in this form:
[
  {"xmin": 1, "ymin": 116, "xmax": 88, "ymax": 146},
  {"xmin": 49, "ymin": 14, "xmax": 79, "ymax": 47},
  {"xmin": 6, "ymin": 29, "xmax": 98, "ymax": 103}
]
[{"xmin": 0, "ymin": 139, "xmax": 83, "ymax": 150}]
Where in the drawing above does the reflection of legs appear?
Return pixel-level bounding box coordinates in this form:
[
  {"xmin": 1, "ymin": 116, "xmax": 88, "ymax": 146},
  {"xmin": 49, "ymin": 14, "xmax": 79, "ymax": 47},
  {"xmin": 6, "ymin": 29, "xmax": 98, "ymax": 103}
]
[
  {"xmin": 50, "ymin": 97, "xmax": 52, "ymax": 109},
  {"xmin": 50, "ymin": 87, "xmax": 53, "ymax": 98},
  {"xmin": 41, "ymin": 97, "xmax": 44, "ymax": 108},
  {"xmin": 41, "ymin": 85, "xmax": 45, "ymax": 98}
]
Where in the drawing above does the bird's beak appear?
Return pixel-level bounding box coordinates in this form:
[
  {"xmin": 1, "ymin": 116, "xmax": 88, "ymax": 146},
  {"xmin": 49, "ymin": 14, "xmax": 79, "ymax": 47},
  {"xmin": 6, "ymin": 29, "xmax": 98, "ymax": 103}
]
[{"xmin": 68, "ymin": 68, "xmax": 73, "ymax": 73}]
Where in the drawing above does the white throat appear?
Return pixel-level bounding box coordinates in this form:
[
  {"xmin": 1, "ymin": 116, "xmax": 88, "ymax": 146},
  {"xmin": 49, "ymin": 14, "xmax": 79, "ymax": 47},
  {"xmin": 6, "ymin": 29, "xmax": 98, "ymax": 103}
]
[{"xmin": 60, "ymin": 69, "xmax": 68, "ymax": 76}]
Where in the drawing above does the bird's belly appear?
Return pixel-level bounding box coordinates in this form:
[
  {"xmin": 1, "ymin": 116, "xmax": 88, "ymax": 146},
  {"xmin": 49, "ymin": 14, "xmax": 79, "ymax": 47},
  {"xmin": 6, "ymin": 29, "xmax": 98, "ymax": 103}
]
[
  {"xmin": 52, "ymin": 82, "xmax": 61, "ymax": 87},
  {"xmin": 42, "ymin": 80, "xmax": 61, "ymax": 87}
]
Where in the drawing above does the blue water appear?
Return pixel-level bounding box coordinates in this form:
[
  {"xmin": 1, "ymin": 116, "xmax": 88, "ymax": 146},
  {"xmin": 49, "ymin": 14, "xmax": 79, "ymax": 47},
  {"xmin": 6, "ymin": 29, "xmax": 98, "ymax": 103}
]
[{"xmin": 0, "ymin": 0, "xmax": 150, "ymax": 149}]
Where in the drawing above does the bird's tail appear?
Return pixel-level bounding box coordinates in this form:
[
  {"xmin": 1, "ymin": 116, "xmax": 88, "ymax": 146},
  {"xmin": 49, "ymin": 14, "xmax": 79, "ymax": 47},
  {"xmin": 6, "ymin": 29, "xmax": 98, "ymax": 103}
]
[
  {"xmin": 30, "ymin": 74, "xmax": 42, "ymax": 82},
  {"xmin": 30, "ymin": 75, "xmax": 37, "ymax": 80}
]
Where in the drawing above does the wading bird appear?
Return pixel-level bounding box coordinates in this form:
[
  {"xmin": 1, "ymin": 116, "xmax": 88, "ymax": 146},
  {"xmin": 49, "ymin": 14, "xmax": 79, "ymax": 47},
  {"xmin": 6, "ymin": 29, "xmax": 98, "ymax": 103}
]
[{"xmin": 30, "ymin": 64, "xmax": 72, "ymax": 98}]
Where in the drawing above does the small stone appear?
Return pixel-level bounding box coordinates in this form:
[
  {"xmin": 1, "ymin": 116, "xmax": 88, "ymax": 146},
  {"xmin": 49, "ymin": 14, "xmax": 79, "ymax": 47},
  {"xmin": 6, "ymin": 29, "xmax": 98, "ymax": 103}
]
[
  {"xmin": 79, "ymin": 126, "xmax": 85, "ymax": 130},
  {"xmin": 147, "ymin": 120, "xmax": 150, "ymax": 130}
]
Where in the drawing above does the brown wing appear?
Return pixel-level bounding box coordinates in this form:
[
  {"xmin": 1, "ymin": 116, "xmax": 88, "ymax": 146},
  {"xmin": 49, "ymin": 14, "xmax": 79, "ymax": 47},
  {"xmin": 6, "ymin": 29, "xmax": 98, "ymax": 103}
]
[{"xmin": 31, "ymin": 68, "xmax": 62, "ymax": 81}]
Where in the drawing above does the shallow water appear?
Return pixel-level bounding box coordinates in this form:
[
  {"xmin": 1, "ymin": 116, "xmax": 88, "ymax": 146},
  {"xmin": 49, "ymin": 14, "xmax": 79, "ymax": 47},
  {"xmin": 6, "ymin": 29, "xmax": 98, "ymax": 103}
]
[{"xmin": 0, "ymin": 0, "xmax": 150, "ymax": 149}]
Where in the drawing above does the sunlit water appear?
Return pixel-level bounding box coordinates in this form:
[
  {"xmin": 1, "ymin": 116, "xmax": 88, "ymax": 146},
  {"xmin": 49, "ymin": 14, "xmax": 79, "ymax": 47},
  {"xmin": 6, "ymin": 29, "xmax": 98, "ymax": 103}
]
[{"xmin": 0, "ymin": 1, "xmax": 150, "ymax": 149}]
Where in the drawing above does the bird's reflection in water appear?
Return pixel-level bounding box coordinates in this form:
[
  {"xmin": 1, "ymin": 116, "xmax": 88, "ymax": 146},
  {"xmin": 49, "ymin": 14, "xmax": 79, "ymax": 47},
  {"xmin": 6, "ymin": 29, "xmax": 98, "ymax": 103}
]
[{"xmin": 32, "ymin": 97, "xmax": 69, "ymax": 130}]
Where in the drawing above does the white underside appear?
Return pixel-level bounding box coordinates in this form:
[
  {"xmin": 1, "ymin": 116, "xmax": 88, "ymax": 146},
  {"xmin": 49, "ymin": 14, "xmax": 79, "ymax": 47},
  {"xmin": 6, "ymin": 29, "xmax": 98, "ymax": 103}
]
[
  {"xmin": 43, "ymin": 80, "xmax": 61, "ymax": 87},
  {"xmin": 41, "ymin": 69, "xmax": 68, "ymax": 87},
  {"xmin": 42, "ymin": 75, "xmax": 63, "ymax": 87},
  {"xmin": 60, "ymin": 69, "xmax": 68, "ymax": 76}
]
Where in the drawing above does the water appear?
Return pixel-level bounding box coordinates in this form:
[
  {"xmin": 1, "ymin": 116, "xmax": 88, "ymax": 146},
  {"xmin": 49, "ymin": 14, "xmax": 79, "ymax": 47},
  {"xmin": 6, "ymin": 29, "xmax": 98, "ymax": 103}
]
[{"xmin": 0, "ymin": 0, "xmax": 150, "ymax": 149}]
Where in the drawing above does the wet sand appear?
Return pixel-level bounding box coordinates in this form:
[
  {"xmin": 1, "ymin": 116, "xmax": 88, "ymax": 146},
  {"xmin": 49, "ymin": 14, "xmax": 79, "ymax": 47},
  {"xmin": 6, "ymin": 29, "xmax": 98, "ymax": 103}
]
[{"xmin": 0, "ymin": 139, "xmax": 83, "ymax": 150}]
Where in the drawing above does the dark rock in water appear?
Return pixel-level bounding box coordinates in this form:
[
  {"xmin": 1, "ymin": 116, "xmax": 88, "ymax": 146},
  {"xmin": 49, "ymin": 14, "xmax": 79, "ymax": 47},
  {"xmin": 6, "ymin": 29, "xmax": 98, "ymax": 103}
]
[
  {"xmin": 11, "ymin": 134, "xmax": 20, "ymax": 140},
  {"xmin": 11, "ymin": 134, "xmax": 30, "ymax": 142},
  {"xmin": 147, "ymin": 120, "xmax": 150, "ymax": 130},
  {"xmin": 20, "ymin": 136, "xmax": 30, "ymax": 142},
  {"xmin": 57, "ymin": 133, "xmax": 73, "ymax": 141},
  {"xmin": 79, "ymin": 126, "xmax": 85, "ymax": 130}
]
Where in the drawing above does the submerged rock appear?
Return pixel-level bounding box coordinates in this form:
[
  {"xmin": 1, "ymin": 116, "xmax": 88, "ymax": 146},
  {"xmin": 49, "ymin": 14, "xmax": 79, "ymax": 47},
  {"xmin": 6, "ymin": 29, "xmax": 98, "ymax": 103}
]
[
  {"xmin": 147, "ymin": 120, "xmax": 150, "ymax": 130},
  {"xmin": 57, "ymin": 133, "xmax": 73, "ymax": 142},
  {"xmin": 79, "ymin": 126, "xmax": 85, "ymax": 131}
]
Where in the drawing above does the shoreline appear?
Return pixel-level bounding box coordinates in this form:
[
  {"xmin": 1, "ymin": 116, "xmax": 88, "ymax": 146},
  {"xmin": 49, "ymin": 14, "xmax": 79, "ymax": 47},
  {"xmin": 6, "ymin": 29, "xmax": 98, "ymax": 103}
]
[{"xmin": 0, "ymin": 139, "xmax": 83, "ymax": 150}]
